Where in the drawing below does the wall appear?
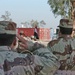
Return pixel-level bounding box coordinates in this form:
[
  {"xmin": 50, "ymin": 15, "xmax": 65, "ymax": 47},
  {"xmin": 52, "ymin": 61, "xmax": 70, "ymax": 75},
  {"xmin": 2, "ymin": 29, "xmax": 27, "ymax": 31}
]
[{"xmin": 17, "ymin": 28, "xmax": 50, "ymax": 41}]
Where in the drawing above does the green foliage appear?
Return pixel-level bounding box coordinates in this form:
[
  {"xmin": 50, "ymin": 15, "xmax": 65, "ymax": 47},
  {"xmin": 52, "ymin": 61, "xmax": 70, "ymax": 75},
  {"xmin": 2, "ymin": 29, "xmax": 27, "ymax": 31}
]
[
  {"xmin": 1, "ymin": 11, "xmax": 12, "ymax": 21},
  {"xmin": 30, "ymin": 20, "xmax": 39, "ymax": 27},
  {"xmin": 47, "ymin": 0, "xmax": 71, "ymax": 18}
]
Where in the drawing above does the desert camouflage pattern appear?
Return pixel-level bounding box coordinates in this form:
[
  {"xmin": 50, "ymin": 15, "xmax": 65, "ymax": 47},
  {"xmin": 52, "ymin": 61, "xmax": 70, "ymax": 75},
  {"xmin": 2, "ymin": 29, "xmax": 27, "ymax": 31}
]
[
  {"xmin": 0, "ymin": 42, "xmax": 60, "ymax": 75},
  {"xmin": 0, "ymin": 21, "xmax": 16, "ymax": 34},
  {"xmin": 47, "ymin": 35, "xmax": 75, "ymax": 71},
  {"xmin": 58, "ymin": 19, "xmax": 73, "ymax": 28}
]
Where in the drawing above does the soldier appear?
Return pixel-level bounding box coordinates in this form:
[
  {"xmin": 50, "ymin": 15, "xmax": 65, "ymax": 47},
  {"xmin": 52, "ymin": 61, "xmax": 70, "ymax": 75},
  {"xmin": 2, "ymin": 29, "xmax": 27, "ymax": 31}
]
[
  {"xmin": 0, "ymin": 21, "xmax": 17, "ymax": 75},
  {"xmin": 0, "ymin": 21, "xmax": 60, "ymax": 75},
  {"xmin": 47, "ymin": 19, "xmax": 75, "ymax": 74}
]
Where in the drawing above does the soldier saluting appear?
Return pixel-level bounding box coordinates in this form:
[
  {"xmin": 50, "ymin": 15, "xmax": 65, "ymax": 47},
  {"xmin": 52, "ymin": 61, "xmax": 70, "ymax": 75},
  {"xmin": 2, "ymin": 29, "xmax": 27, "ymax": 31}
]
[{"xmin": 0, "ymin": 21, "xmax": 60, "ymax": 75}]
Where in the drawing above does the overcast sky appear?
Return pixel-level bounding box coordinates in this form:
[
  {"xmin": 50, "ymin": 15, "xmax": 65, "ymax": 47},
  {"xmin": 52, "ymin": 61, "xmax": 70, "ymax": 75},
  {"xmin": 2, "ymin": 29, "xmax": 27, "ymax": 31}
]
[{"xmin": 0, "ymin": 0, "xmax": 61, "ymax": 29}]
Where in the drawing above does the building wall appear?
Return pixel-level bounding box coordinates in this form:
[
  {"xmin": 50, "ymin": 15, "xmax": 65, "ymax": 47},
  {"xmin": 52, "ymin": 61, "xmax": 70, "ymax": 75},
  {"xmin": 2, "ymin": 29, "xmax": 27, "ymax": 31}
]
[{"xmin": 17, "ymin": 28, "xmax": 50, "ymax": 41}]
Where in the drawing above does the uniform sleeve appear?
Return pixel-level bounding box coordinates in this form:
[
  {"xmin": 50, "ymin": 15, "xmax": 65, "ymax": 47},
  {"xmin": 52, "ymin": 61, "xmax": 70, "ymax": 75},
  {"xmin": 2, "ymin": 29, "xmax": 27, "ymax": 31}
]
[
  {"xmin": 26, "ymin": 41, "xmax": 45, "ymax": 52},
  {"xmin": 33, "ymin": 47, "xmax": 60, "ymax": 75},
  {"xmin": 26, "ymin": 40, "xmax": 60, "ymax": 74},
  {"xmin": 26, "ymin": 40, "xmax": 34, "ymax": 51},
  {"xmin": 47, "ymin": 42, "xmax": 53, "ymax": 52}
]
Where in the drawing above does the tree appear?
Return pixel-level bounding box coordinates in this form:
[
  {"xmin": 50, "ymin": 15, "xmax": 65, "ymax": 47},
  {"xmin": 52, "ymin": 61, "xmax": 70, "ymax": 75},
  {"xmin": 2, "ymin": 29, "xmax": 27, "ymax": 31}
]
[
  {"xmin": 47, "ymin": 0, "xmax": 71, "ymax": 19},
  {"xmin": 30, "ymin": 20, "xmax": 39, "ymax": 27},
  {"xmin": 48, "ymin": 0, "xmax": 75, "ymax": 37},
  {"xmin": 1, "ymin": 11, "xmax": 12, "ymax": 21},
  {"xmin": 21, "ymin": 21, "xmax": 29, "ymax": 28},
  {"xmin": 21, "ymin": 20, "xmax": 46, "ymax": 28},
  {"xmin": 30, "ymin": 20, "xmax": 46, "ymax": 28},
  {"xmin": 40, "ymin": 20, "xmax": 46, "ymax": 27}
]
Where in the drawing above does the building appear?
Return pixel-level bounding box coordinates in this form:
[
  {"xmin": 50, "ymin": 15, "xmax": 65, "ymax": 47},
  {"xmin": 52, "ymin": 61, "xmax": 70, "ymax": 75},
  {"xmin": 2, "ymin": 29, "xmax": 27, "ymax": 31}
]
[{"xmin": 17, "ymin": 28, "xmax": 50, "ymax": 41}]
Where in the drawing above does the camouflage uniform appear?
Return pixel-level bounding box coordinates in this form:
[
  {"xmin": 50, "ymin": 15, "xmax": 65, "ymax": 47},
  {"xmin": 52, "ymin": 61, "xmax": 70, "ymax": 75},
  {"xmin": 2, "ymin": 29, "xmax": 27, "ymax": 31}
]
[
  {"xmin": 0, "ymin": 21, "xmax": 60, "ymax": 75},
  {"xmin": 0, "ymin": 47, "xmax": 60, "ymax": 75},
  {"xmin": 47, "ymin": 36, "xmax": 75, "ymax": 70},
  {"xmin": 47, "ymin": 19, "xmax": 75, "ymax": 71}
]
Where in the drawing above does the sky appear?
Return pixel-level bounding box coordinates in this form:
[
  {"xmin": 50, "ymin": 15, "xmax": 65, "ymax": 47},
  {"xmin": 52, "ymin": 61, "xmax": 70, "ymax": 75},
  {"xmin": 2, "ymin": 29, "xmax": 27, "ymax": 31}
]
[{"xmin": 0, "ymin": 0, "xmax": 61, "ymax": 29}]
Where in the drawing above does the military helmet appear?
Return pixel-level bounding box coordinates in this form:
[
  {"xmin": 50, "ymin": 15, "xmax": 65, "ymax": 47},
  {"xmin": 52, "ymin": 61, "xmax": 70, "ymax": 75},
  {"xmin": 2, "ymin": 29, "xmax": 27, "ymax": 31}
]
[
  {"xmin": 58, "ymin": 19, "xmax": 73, "ymax": 28},
  {"xmin": 0, "ymin": 21, "xmax": 17, "ymax": 46}
]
